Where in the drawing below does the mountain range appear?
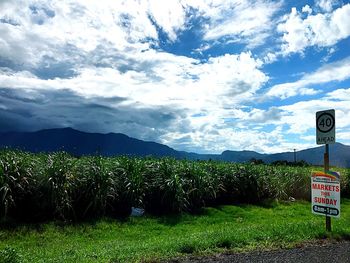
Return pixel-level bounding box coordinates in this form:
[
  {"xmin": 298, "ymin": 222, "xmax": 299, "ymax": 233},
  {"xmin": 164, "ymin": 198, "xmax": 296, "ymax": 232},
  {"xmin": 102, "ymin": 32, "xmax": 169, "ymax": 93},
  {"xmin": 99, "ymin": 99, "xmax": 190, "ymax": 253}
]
[{"xmin": 0, "ymin": 127, "xmax": 349, "ymax": 167}]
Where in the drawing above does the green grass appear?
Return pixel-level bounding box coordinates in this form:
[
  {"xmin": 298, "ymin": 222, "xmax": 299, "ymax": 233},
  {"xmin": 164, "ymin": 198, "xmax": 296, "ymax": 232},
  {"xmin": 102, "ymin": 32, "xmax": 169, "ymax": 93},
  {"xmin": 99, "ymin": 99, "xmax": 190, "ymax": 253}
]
[{"xmin": 1, "ymin": 199, "xmax": 350, "ymax": 263}]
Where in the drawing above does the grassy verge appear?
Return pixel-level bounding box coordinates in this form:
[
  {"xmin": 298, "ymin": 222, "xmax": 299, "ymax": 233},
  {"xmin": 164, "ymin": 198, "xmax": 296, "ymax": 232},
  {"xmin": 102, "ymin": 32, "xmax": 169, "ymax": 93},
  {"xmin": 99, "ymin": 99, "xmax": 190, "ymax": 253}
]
[{"xmin": 1, "ymin": 199, "xmax": 349, "ymax": 263}]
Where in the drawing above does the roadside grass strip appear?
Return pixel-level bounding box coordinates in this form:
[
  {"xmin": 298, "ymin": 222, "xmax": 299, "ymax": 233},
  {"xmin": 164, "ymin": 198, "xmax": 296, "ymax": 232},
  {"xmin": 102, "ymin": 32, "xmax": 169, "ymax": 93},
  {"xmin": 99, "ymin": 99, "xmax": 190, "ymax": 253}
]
[{"xmin": 0, "ymin": 199, "xmax": 349, "ymax": 263}]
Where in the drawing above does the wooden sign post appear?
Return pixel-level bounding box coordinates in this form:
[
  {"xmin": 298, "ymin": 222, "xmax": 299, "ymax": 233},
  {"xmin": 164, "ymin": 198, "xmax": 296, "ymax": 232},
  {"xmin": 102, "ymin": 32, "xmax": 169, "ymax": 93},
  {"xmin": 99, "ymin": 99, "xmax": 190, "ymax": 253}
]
[
  {"xmin": 324, "ymin": 144, "xmax": 331, "ymax": 232},
  {"xmin": 315, "ymin": 109, "xmax": 336, "ymax": 232}
]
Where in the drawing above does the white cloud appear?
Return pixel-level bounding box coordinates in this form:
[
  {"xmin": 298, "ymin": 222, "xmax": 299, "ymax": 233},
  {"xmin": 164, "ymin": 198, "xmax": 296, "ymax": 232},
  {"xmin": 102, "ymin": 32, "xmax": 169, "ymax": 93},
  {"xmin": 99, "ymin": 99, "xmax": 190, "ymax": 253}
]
[
  {"xmin": 278, "ymin": 3, "xmax": 350, "ymax": 55},
  {"xmin": 266, "ymin": 57, "xmax": 350, "ymax": 99},
  {"xmin": 300, "ymin": 135, "xmax": 314, "ymax": 141},
  {"xmin": 315, "ymin": 0, "xmax": 338, "ymax": 13},
  {"xmin": 161, "ymin": 125, "xmax": 288, "ymax": 154},
  {"xmin": 1, "ymin": 0, "xmax": 349, "ymax": 154},
  {"xmin": 0, "ymin": 0, "xmax": 283, "ymax": 70},
  {"xmin": 263, "ymin": 52, "xmax": 278, "ymax": 64},
  {"xmin": 247, "ymin": 107, "xmax": 282, "ymax": 123},
  {"xmin": 337, "ymin": 131, "xmax": 350, "ymax": 142},
  {"xmin": 163, "ymin": 85, "xmax": 350, "ymax": 153},
  {"xmin": 148, "ymin": 0, "xmax": 187, "ymax": 41},
  {"xmin": 199, "ymin": 0, "xmax": 282, "ymax": 47},
  {"xmin": 276, "ymin": 88, "xmax": 350, "ymax": 137},
  {"xmin": 0, "ymin": 48, "xmax": 269, "ymax": 153},
  {"xmin": 325, "ymin": 88, "xmax": 350, "ymax": 100},
  {"xmin": 0, "ymin": 50, "xmax": 267, "ymax": 110},
  {"xmin": 0, "ymin": 0, "xmax": 278, "ymax": 153},
  {"xmin": 302, "ymin": 5, "xmax": 312, "ymax": 15},
  {"xmin": 0, "ymin": 0, "xmax": 161, "ymax": 68}
]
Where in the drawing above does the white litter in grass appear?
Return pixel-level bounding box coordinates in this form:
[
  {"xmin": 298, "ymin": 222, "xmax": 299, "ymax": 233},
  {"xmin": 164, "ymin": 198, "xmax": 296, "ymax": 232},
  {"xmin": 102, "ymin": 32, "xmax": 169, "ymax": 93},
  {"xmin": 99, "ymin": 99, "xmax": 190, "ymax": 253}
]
[{"xmin": 130, "ymin": 207, "xmax": 145, "ymax": 217}]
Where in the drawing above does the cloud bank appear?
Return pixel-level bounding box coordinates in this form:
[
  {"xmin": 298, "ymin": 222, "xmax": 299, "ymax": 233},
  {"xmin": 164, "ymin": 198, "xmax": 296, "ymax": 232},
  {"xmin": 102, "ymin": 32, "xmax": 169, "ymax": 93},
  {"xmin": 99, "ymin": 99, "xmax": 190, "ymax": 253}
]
[{"xmin": 0, "ymin": 0, "xmax": 350, "ymax": 153}]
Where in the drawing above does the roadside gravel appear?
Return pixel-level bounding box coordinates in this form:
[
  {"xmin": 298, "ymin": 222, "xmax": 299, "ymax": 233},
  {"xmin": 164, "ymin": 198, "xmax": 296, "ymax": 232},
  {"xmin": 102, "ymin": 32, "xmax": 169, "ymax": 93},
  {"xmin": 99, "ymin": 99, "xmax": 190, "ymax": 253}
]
[{"xmin": 167, "ymin": 240, "xmax": 350, "ymax": 263}]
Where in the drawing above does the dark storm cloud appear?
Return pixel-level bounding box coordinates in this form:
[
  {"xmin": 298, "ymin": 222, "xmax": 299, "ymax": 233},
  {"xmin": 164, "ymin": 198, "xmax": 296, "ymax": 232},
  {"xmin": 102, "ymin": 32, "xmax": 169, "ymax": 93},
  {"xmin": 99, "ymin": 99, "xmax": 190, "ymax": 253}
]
[
  {"xmin": 33, "ymin": 57, "xmax": 77, "ymax": 80},
  {"xmin": 0, "ymin": 88, "xmax": 52, "ymax": 105},
  {"xmin": 0, "ymin": 59, "xmax": 26, "ymax": 73},
  {"xmin": 0, "ymin": 87, "xmax": 187, "ymax": 143}
]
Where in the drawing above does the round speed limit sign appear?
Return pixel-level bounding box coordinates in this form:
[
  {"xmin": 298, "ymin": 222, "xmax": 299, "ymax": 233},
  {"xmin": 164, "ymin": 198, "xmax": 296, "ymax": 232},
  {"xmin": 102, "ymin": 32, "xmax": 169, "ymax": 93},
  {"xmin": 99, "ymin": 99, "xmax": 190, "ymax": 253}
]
[
  {"xmin": 317, "ymin": 112, "xmax": 335, "ymax": 133},
  {"xmin": 316, "ymin": 109, "xmax": 335, "ymax": 145}
]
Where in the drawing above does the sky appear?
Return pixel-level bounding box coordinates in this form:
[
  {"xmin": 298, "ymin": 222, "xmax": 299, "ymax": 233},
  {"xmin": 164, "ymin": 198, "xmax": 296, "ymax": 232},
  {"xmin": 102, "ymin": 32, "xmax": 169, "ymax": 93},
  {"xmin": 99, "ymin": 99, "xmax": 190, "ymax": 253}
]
[{"xmin": 0, "ymin": 0, "xmax": 350, "ymax": 154}]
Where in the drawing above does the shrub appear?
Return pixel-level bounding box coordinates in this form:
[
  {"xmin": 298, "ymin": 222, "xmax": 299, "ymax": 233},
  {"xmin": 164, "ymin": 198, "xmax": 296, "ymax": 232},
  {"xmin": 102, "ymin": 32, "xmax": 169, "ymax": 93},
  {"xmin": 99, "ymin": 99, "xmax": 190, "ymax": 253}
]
[
  {"xmin": 45, "ymin": 152, "xmax": 76, "ymax": 220},
  {"xmin": 0, "ymin": 150, "xmax": 35, "ymax": 220},
  {"xmin": 0, "ymin": 149, "xmax": 348, "ymax": 221},
  {"xmin": 72, "ymin": 156, "xmax": 119, "ymax": 219}
]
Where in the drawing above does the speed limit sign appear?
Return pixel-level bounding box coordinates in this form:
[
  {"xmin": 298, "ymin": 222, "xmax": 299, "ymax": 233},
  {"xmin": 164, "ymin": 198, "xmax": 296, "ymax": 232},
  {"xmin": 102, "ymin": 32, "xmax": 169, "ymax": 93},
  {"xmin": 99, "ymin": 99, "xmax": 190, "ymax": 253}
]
[{"xmin": 316, "ymin": 109, "xmax": 335, "ymax": 144}]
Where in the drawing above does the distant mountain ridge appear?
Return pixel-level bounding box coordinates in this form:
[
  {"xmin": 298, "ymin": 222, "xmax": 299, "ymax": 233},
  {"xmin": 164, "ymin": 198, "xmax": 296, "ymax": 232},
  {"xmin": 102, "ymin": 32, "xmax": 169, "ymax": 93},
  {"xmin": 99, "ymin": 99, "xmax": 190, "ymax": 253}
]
[
  {"xmin": 0, "ymin": 128, "xmax": 181, "ymax": 158},
  {"xmin": 0, "ymin": 128, "xmax": 350, "ymax": 167}
]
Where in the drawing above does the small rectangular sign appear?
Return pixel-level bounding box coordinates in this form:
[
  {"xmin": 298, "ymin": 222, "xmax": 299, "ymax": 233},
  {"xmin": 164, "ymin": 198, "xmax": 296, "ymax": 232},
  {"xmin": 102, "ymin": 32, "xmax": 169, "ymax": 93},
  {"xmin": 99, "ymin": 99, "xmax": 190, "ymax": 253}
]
[
  {"xmin": 316, "ymin": 109, "xmax": 335, "ymax": 145},
  {"xmin": 311, "ymin": 171, "xmax": 340, "ymax": 218}
]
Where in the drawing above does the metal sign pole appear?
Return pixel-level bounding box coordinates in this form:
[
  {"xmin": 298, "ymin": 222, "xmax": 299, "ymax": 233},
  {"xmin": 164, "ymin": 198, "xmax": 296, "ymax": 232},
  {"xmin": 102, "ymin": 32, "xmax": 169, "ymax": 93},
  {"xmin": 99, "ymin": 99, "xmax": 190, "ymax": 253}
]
[{"xmin": 324, "ymin": 144, "xmax": 331, "ymax": 232}]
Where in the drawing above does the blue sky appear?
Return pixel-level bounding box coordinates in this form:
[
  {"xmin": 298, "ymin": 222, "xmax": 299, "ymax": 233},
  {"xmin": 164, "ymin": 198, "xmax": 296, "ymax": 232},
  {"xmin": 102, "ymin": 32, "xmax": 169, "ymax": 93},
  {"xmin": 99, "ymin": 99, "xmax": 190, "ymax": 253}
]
[{"xmin": 0, "ymin": 0, "xmax": 350, "ymax": 154}]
